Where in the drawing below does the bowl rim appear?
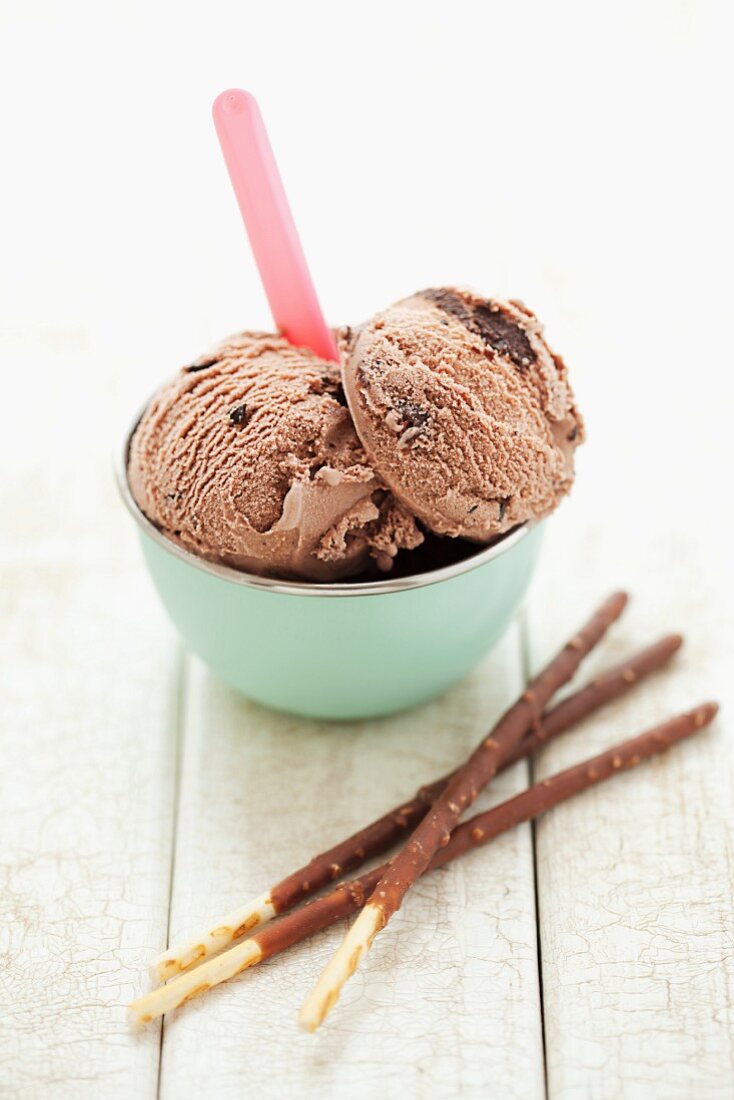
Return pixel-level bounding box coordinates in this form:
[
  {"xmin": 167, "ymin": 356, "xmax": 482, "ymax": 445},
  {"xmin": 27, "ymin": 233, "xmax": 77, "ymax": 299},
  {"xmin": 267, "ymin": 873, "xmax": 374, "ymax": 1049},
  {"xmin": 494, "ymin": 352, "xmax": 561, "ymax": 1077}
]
[{"xmin": 116, "ymin": 410, "xmax": 536, "ymax": 599}]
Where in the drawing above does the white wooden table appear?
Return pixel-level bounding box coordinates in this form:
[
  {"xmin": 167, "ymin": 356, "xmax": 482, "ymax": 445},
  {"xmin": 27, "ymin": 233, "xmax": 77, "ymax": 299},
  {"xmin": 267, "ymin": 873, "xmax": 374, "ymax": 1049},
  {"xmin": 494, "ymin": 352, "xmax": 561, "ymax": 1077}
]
[
  {"xmin": 2, "ymin": 317, "xmax": 732, "ymax": 1098},
  {"xmin": 2, "ymin": 4, "xmax": 732, "ymax": 1095}
]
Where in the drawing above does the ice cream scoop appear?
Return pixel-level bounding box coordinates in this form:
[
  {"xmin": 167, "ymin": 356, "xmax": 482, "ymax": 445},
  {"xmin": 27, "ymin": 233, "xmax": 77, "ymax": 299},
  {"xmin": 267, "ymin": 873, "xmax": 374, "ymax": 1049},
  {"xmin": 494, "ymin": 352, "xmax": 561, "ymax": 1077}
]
[
  {"xmin": 128, "ymin": 332, "xmax": 422, "ymax": 581},
  {"xmin": 340, "ymin": 288, "xmax": 583, "ymax": 542}
]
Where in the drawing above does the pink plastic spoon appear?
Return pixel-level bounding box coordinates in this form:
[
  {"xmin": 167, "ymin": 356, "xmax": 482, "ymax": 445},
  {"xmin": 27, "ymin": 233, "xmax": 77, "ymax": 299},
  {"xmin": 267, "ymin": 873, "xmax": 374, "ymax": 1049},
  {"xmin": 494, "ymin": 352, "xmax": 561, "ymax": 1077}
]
[{"xmin": 212, "ymin": 89, "xmax": 338, "ymax": 361}]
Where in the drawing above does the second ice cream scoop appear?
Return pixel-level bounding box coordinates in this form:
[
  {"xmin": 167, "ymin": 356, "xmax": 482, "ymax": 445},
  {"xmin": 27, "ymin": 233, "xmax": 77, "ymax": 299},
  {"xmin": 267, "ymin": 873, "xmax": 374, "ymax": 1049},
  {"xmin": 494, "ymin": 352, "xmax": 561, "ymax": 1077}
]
[
  {"xmin": 340, "ymin": 288, "xmax": 584, "ymax": 542},
  {"xmin": 128, "ymin": 332, "xmax": 422, "ymax": 581}
]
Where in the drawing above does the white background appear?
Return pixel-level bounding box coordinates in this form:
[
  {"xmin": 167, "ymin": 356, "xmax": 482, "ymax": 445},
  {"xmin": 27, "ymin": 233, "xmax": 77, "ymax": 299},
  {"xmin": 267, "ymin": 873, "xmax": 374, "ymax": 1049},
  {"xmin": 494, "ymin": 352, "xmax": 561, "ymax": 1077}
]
[
  {"xmin": 2, "ymin": 0, "xmax": 732, "ymax": 550},
  {"xmin": 2, "ymin": 2, "xmax": 733, "ymax": 1098}
]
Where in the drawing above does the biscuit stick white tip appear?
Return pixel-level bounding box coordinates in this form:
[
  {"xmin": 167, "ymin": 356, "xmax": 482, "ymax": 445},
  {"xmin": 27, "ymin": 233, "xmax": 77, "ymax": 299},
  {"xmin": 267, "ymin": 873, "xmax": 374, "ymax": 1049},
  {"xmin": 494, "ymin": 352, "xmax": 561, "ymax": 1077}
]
[
  {"xmin": 298, "ymin": 904, "xmax": 384, "ymax": 1032},
  {"xmin": 131, "ymin": 938, "xmax": 264, "ymax": 1025},
  {"xmin": 150, "ymin": 891, "xmax": 276, "ymax": 983}
]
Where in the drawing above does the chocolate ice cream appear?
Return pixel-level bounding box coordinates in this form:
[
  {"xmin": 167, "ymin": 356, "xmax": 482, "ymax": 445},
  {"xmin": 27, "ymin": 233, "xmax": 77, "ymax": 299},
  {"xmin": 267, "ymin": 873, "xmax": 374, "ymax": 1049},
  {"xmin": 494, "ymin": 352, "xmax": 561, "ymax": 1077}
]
[
  {"xmin": 129, "ymin": 289, "xmax": 583, "ymax": 582},
  {"xmin": 340, "ymin": 288, "xmax": 583, "ymax": 542},
  {"xmin": 128, "ymin": 332, "xmax": 422, "ymax": 581}
]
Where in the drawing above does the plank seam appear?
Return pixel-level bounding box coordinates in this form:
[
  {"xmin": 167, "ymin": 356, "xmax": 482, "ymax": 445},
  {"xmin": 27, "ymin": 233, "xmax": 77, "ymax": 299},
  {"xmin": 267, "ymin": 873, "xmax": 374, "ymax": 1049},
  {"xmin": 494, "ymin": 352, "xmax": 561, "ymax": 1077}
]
[
  {"xmin": 156, "ymin": 647, "xmax": 187, "ymax": 1100},
  {"xmin": 520, "ymin": 607, "xmax": 549, "ymax": 1100}
]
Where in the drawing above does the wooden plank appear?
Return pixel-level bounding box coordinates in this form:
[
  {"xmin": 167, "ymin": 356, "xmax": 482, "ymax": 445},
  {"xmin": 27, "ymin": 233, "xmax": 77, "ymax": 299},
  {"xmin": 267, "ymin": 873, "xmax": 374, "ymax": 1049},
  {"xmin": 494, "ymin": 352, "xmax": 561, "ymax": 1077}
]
[
  {"xmin": 0, "ymin": 337, "xmax": 180, "ymax": 1099},
  {"xmin": 157, "ymin": 626, "xmax": 545, "ymax": 1100},
  {"xmin": 526, "ymin": 484, "xmax": 734, "ymax": 1097}
]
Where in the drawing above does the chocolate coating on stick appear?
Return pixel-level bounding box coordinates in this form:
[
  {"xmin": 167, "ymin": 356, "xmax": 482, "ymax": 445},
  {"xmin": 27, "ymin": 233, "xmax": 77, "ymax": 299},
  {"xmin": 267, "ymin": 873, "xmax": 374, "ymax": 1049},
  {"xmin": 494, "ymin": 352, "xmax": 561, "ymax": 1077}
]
[
  {"xmin": 259, "ymin": 870, "xmax": 384, "ymax": 961},
  {"xmin": 130, "ymin": 701, "xmax": 715, "ymax": 1023},
  {"xmin": 261, "ymin": 703, "xmax": 716, "ymax": 965},
  {"xmin": 504, "ymin": 633, "xmax": 684, "ymax": 762},
  {"xmin": 270, "ymin": 779, "xmax": 444, "ymax": 913},
  {"xmin": 152, "ymin": 633, "xmax": 681, "ymax": 986},
  {"xmin": 272, "ymin": 623, "xmax": 682, "ymax": 917},
  {"xmin": 431, "ymin": 702, "xmax": 717, "ymax": 868},
  {"xmin": 300, "ymin": 593, "xmax": 630, "ymax": 1030},
  {"xmin": 367, "ymin": 592, "xmax": 628, "ymax": 923}
]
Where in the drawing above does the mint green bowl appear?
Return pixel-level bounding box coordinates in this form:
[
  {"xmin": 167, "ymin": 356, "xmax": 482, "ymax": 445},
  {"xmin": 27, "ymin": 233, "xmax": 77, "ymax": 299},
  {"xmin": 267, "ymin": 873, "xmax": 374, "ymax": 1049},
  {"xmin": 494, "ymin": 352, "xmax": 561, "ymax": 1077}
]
[{"xmin": 117, "ymin": 427, "xmax": 543, "ymax": 720}]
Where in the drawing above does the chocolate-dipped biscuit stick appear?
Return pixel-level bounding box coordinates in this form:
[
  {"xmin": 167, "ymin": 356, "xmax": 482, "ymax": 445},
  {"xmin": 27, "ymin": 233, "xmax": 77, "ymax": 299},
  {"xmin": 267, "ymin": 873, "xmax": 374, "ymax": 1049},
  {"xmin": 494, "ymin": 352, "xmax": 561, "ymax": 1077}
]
[
  {"xmin": 300, "ymin": 591, "xmax": 629, "ymax": 1030},
  {"xmin": 152, "ymin": 629, "xmax": 678, "ymax": 983},
  {"xmin": 129, "ymin": 702, "xmax": 716, "ymax": 1024}
]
